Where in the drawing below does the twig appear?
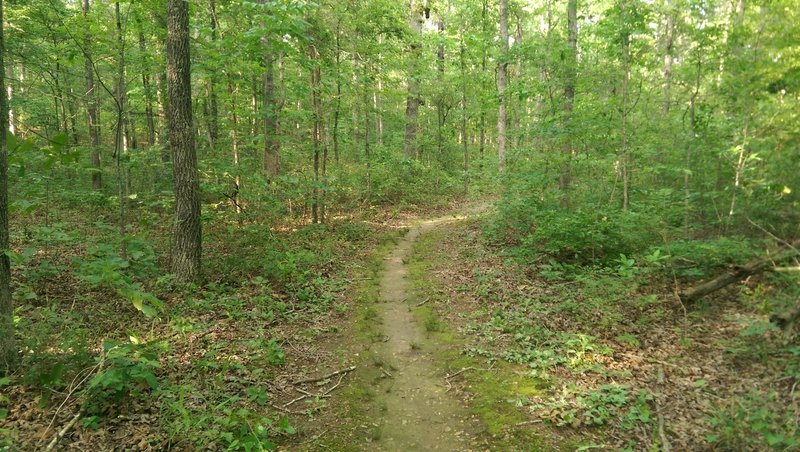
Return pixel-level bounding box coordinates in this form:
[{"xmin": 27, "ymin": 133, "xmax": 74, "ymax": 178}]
[
  {"xmin": 269, "ymin": 403, "xmax": 311, "ymax": 416},
  {"xmin": 415, "ymin": 298, "xmax": 431, "ymax": 307},
  {"xmin": 445, "ymin": 367, "xmax": 475, "ymax": 379},
  {"xmin": 380, "ymin": 368, "xmax": 393, "ymax": 378},
  {"xmin": 655, "ymin": 366, "xmax": 672, "ymax": 452},
  {"xmin": 747, "ymin": 217, "xmax": 797, "ymax": 252},
  {"xmin": 515, "ymin": 419, "xmax": 543, "ymax": 426},
  {"xmin": 293, "ymin": 366, "xmax": 356, "ymax": 385},
  {"xmin": 45, "ymin": 411, "xmax": 81, "ymax": 452},
  {"xmin": 322, "ymin": 373, "xmax": 346, "ymax": 396}
]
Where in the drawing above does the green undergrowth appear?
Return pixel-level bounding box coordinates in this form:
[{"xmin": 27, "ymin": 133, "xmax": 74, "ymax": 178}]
[
  {"xmin": 406, "ymin": 227, "xmax": 565, "ymax": 451},
  {"xmin": 5, "ymin": 215, "xmax": 400, "ymax": 450},
  {"xmin": 481, "ymin": 201, "xmax": 800, "ymax": 449}
]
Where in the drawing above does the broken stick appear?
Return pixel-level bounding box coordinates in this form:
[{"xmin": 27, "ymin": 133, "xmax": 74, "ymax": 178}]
[{"xmin": 293, "ymin": 366, "xmax": 356, "ymax": 385}]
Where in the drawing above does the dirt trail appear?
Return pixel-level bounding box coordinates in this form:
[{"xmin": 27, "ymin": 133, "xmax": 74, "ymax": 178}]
[{"xmin": 371, "ymin": 213, "xmax": 480, "ymax": 451}]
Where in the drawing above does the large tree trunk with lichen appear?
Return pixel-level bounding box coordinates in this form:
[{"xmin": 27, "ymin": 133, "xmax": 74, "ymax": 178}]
[
  {"xmin": 497, "ymin": 0, "xmax": 509, "ymax": 172},
  {"xmin": 167, "ymin": 0, "xmax": 202, "ymax": 283}
]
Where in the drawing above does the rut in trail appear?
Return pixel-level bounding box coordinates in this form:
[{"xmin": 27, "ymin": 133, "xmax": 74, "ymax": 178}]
[{"xmin": 371, "ymin": 216, "xmax": 480, "ymax": 451}]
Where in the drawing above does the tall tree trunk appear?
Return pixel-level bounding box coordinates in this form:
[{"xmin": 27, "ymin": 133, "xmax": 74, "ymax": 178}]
[
  {"xmin": 375, "ymin": 36, "xmax": 384, "ymax": 147},
  {"xmin": 497, "ymin": 0, "xmax": 509, "ymax": 172},
  {"xmin": 83, "ymin": 0, "xmax": 102, "ymax": 189},
  {"xmin": 138, "ymin": 28, "xmax": 156, "ymax": 146},
  {"xmin": 460, "ymin": 35, "xmax": 469, "ymax": 194},
  {"xmin": 263, "ymin": 42, "xmax": 280, "ymax": 179},
  {"xmin": 362, "ymin": 57, "xmax": 372, "ymax": 198},
  {"xmin": 207, "ymin": 0, "xmax": 219, "ymax": 148},
  {"xmin": 436, "ymin": 17, "xmax": 446, "ymax": 157},
  {"xmin": 114, "ymin": 1, "xmax": 129, "ymax": 256},
  {"xmin": 333, "ymin": 20, "xmax": 342, "ymax": 164},
  {"xmin": 167, "ymin": 0, "xmax": 202, "ymax": 282},
  {"xmin": 661, "ymin": 0, "xmax": 675, "ymax": 114},
  {"xmin": 404, "ymin": 0, "xmax": 423, "ymax": 159},
  {"xmin": 0, "ymin": 0, "xmax": 14, "ymax": 374},
  {"xmin": 310, "ymin": 44, "xmax": 323, "ymax": 224},
  {"xmin": 479, "ymin": 0, "xmax": 487, "ymax": 165},
  {"xmin": 620, "ymin": 0, "xmax": 631, "ymax": 211},
  {"xmin": 227, "ymin": 78, "xmax": 242, "ymax": 215},
  {"xmin": 560, "ymin": 0, "xmax": 577, "ymax": 196},
  {"xmin": 155, "ymin": 71, "xmax": 169, "ymax": 161}
]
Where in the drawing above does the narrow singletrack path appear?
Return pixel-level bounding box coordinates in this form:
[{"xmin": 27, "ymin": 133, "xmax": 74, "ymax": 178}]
[{"xmin": 371, "ymin": 214, "xmax": 479, "ymax": 451}]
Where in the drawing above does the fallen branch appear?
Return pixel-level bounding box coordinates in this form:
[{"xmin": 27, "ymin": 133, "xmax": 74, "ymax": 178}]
[
  {"xmin": 293, "ymin": 366, "xmax": 356, "ymax": 385},
  {"xmin": 679, "ymin": 240, "xmax": 800, "ymax": 304},
  {"xmin": 515, "ymin": 419, "xmax": 543, "ymax": 427},
  {"xmin": 45, "ymin": 411, "xmax": 81, "ymax": 452},
  {"xmin": 445, "ymin": 367, "xmax": 476, "ymax": 379},
  {"xmin": 415, "ymin": 298, "xmax": 431, "ymax": 307},
  {"xmin": 655, "ymin": 367, "xmax": 671, "ymax": 452}
]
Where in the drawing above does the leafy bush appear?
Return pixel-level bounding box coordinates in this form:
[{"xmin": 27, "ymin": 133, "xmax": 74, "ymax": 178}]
[
  {"xmin": 491, "ymin": 202, "xmax": 663, "ymax": 265},
  {"xmin": 660, "ymin": 236, "xmax": 758, "ymax": 278}
]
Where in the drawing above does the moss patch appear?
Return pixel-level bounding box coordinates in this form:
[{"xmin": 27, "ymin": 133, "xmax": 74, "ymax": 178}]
[{"xmin": 405, "ymin": 227, "xmax": 565, "ymax": 450}]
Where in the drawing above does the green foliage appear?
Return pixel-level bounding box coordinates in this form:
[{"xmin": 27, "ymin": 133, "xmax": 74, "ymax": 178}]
[
  {"xmin": 660, "ymin": 237, "xmax": 758, "ymax": 278},
  {"xmin": 706, "ymin": 390, "xmax": 800, "ymax": 450},
  {"xmin": 76, "ymin": 236, "xmax": 163, "ymax": 318},
  {"xmin": 536, "ymin": 384, "xmax": 651, "ymax": 429},
  {"xmin": 490, "ymin": 199, "xmax": 663, "ymax": 266},
  {"xmin": 84, "ymin": 341, "xmax": 162, "ymax": 416}
]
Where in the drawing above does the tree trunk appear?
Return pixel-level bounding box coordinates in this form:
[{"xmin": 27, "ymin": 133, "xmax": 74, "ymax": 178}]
[
  {"xmin": 620, "ymin": 0, "xmax": 631, "ymax": 211},
  {"xmin": 560, "ymin": 0, "xmax": 577, "ymax": 196},
  {"xmin": 207, "ymin": 0, "xmax": 219, "ymax": 148},
  {"xmin": 661, "ymin": 0, "xmax": 675, "ymax": 114},
  {"xmin": 479, "ymin": 0, "xmax": 488, "ymax": 165},
  {"xmin": 114, "ymin": 1, "xmax": 128, "ymax": 256},
  {"xmin": 333, "ymin": 20, "xmax": 342, "ymax": 164},
  {"xmin": 460, "ymin": 35, "xmax": 469, "ymax": 194},
  {"xmin": 0, "ymin": 0, "xmax": 15, "ymax": 374},
  {"xmin": 155, "ymin": 71, "xmax": 167, "ymax": 147},
  {"xmin": 310, "ymin": 44, "xmax": 323, "ymax": 224},
  {"xmin": 263, "ymin": 42, "xmax": 280, "ymax": 179},
  {"xmin": 227, "ymin": 78, "xmax": 242, "ymax": 215},
  {"xmin": 497, "ymin": 0, "xmax": 509, "ymax": 172},
  {"xmin": 137, "ymin": 26, "xmax": 156, "ymax": 147},
  {"xmin": 404, "ymin": 0, "xmax": 423, "ymax": 159},
  {"xmin": 167, "ymin": 0, "xmax": 202, "ymax": 283},
  {"xmin": 83, "ymin": 0, "xmax": 102, "ymax": 188}
]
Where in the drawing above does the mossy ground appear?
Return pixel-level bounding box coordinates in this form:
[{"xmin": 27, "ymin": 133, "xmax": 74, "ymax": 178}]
[{"xmin": 406, "ymin": 225, "xmax": 574, "ymax": 451}]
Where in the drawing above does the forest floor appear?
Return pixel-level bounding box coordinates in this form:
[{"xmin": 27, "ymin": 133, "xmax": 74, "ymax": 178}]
[
  {"xmin": 289, "ymin": 202, "xmax": 798, "ymax": 451},
  {"xmin": 3, "ymin": 200, "xmax": 796, "ymax": 450}
]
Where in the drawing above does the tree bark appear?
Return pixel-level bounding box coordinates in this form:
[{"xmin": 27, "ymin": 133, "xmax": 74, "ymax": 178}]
[
  {"xmin": 137, "ymin": 26, "xmax": 156, "ymax": 147},
  {"xmin": 460, "ymin": 35, "xmax": 469, "ymax": 194},
  {"xmin": 0, "ymin": 0, "xmax": 14, "ymax": 374},
  {"xmin": 84, "ymin": 0, "xmax": 102, "ymax": 189},
  {"xmin": 263, "ymin": 42, "xmax": 280, "ymax": 179},
  {"xmin": 167, "ymin": 0, "xmax": 202, "ymax": 283},
  {"xmin": 560, "ymin": 0, "xmax": 577, "ymax": 195},
  {"xmin": 497, "ymin": 0, "xmax": 509, "ymax": 172},
  {"xmin": 207, "ymin": 0, "xmax": 219, "ymax": 148},
  {"xmin": 620, "ymin": 0, "xmax": 631, "ymax": 211},
  {"xmin": 661, "ymin": 0, "xmax": 675, "ymax": 114},
  {"xmin": 404, "ymin": 0, "xmax": 423, "ymax": 159},
  {"xmin": 310, "ymin": 44, "xmax": 323, "ymax": 224}
]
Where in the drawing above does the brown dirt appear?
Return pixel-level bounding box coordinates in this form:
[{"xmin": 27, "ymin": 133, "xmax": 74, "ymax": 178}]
[{"xmin": 371, "ymin": 216, "xmax": 479, "ymax": 451}]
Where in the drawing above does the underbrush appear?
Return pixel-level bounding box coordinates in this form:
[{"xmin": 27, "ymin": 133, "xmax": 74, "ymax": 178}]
[
  {"xmin": 0, "ymin": 206, "xmax": 394, "ymax": 450},
  {"xmin": 424, "ymin": 217, "xmax": 800, "ymax": 449}
]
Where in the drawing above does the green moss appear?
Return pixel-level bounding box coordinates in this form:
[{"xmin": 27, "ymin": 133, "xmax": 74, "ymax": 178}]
[{"xmin": 406, "ymin": 226, "xmax": 561, "ymax": 451}]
